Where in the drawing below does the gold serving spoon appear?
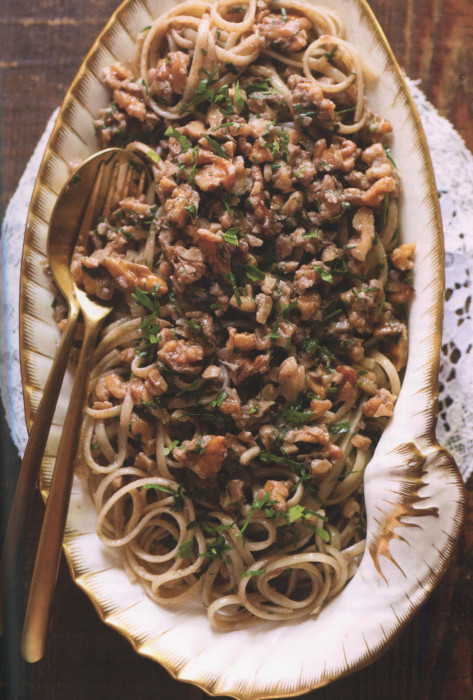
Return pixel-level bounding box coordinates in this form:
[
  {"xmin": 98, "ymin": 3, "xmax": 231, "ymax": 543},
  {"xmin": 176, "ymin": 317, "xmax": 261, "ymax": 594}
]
[{"xmin": 0, "ymin": 147, "xmax": 149, "ymax": 661}]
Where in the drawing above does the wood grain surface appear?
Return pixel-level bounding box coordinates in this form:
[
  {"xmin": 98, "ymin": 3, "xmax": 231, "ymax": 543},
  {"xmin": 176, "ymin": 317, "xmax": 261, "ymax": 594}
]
[{"xmin": 1, "ymin": 1, "xmax": 472, "ymax": 698}]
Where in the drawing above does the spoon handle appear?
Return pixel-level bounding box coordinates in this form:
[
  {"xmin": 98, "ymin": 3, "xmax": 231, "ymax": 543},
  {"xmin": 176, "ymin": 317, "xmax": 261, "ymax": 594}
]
[
  {"xmin": 20, "ymin": 312, "xmax": 105, "ymax": 663},
  {"xmin": 0, "ymin": 303, "xmax": 80, "ymax": 634}
]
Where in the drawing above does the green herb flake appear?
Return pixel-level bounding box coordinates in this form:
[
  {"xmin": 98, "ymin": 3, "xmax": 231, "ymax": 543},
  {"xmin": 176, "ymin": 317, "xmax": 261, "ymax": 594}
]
[
  {"xmin": 243, "ymin": 264, "xmax": 265, "ymax": 281},
  {"xmin": 241, "ymin": 569, "xmax": 266, "ymax": 578},
  {"xmin": 164, "ymin": 126, "xmax": 191, "ymax": 152},
  {"xmin": 211, "ymin": 390, "xmax": 228, "ymax": 408},
  {"xmin": 383, "ymin": 144, "xmax": 397, "ymax": 169},
  {"xmin": 377, "ymin": 292, "xmax": 386, "ymax": 318},
  {"xmin": 131, "ymin": 286, "xmax": 160, "ymax": 312},
  {"xmin": 314, "ymin": 264, "xmax": 333, "ymax": 284},
  {"xmin": 201, "ymin": 535, "xmax": 234, "ymax": 561},
  {"xmin": 222, "ymin": 229, "xmax": 239, "ymax": 246},
  {"xmin": 184, "ymin": 204, "xmax": 197, "ymax": 218},
  {"xmin": 331, "ymin": 421, "xmax": 350, "ymax": 435},
  {"xmin": 163, "ymin": 439, "xmax": 180, "ymax": 456},
  {"xmin": 281, "ymin": 409, "xmax": 313, "ymax": 426},
  {"xmin": 324, "ymin": 44, "xmax": 338, "ymax": 63},
  {"xmin": 315, "ymin": 527, "xmax": 330, "ymax": 543},
  {"xmin": 281, "ymin": 129, "xmax": 289, "ymax": 162},
  {"xmin": 288, "ymin": 504, "xmax": 305, "ymax": 523},
  {"xmin": 234, "ymin": 80, "xmax": 244, "ymax": 108},
  {"xmin": 202, "ymin": 134, "xmax": 228, "ymax": 158},
  {"xmin": 177, "ymin": 539, "xmax": 194, "ymax": 559},
  {"xmin": 225, "ymin": 61, "xmax": 238, "ymax": 74},
  {"xmin": 146, "ymin": 149, "xmax": 161, "ymax": 164},
  {"xmin": 226, "ymin": 271, "xmax": 241, "ymax": 306}
]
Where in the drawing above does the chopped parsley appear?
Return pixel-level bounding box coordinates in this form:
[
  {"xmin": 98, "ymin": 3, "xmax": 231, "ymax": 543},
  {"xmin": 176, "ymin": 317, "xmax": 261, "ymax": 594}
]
[
  {"xmin": 324, "ymin": 45, "xmax": 338, "ymax": 63},
  {"xmin": 178, "ymin": 539, "xmax": 194, "ymax": 559},
  {"xmin": 163, "ymin": 439, "xmax": 180, "ymax": 456},
  {"xmin": 201, "ymin": 536, "xmax": 234, "ymax": 561},
  {"xmin": 146, "ymin": 149, "xmax": 161, "ymax": 164},
  {"xmin": 211, "ymin": 390, "xmax": 228, "ymax": 407},
  {"xmin": 241, "ymin": 569, "xmax": 266, "ymax": 578},
  {"xmin": 303, "ymin": 229, "xmax": 319, "ymax": 239},
  {"xmin": 240, "ymin": 491, "xmax": 279, "ymax": 534},
  {"xmin": 225, "ymin": 61, "xmax": 238, "ymax": 74},
  {"xmin": 222, "ymin": 228, "xmax": 239, "ymax": 246},
  {"xmin": 184, "ymin": 204, "xmax": 197, "ymax": 219},
  {"xmin": 246, "ymin": 78, "xmax": 278, "ymax": 97},
  {"xmin": 202, "ymin": 133, "xmax": 228, "ymax": 158},
  {"xmin": 280, "ymin": 408, "xmax": 313, "ymax": 425},
  {"xmin": 143, "ymin": 482, "xmax": 184, "ymax": 511},
  {"xmin": 313, "ymin": 264, "xmax": 333, "ymax": 284},
  {"xmin": 383, "ymin": 144, "xmax": 397, "ymax": 169},
  {"xmin": 164, "ymin": 126, "xmax": 191, "ymax": 152},
  {"xmin": 225, "ymin": 271, "xmax": 241, "ymax": 306},
  {"xmin": 234, "ymin": 80, "xmax": 244, "ymax": 108},
  {"xmin": 331, "ymin": 421, "xmax": 350, "ymax": 435},
  {"xmin": 243, "ymin": 264, "xmax": 265, "ymax": 281}
]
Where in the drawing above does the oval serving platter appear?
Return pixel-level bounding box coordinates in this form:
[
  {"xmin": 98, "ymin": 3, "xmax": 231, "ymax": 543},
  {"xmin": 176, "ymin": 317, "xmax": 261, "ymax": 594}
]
[{"xmin": 19, "ymin": 0, "xmax": 465, "ymax": 697}]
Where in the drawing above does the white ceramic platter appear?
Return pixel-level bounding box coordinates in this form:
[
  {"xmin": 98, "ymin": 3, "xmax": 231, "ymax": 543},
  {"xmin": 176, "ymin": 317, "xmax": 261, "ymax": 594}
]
[{"xmin": 19, "ymin": 0, "xmax": 465, "ymax": 697}]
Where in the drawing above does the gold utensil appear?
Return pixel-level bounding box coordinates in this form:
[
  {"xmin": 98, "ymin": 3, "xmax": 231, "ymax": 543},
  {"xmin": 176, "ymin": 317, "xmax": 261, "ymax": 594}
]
[{"xmin": 1, "ymin": 147, "xmax": 148, "ymax": 661}]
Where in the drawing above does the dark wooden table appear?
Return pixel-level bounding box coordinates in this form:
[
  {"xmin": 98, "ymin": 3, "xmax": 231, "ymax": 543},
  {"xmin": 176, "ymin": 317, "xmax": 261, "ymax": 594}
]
[{"xmin": 1, "ymin": 1, "xmax": 472, "ymax": 698}]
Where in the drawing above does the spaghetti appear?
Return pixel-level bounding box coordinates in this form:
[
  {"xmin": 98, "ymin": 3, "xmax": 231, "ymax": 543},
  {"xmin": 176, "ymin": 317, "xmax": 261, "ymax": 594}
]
[{"xmin": 69, "ymin": 0, "xmax": 415, "ymax": 629}]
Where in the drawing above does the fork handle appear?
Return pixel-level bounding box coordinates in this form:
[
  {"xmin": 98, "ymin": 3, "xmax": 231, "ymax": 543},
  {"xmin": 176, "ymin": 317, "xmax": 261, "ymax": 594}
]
[
  {"xmin": 20, "ymin": 313, "xmax": 104, "ymax": 663},
  {"xmin": 0, "ymin": 302, "xmax": 80, "ymax": 635}
]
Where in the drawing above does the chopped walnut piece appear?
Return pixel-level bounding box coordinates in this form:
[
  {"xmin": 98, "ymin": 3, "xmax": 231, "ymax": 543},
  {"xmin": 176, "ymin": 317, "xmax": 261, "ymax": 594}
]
[
  {"xmin": 219, "ymin": 388, "xmax": 242, "ymax": 420},
  {"xmin": 172, "ymin": 435, "xmax": 227, "ymax": 479},
  {"xmin": 144, "ymin": 368, "xmax": 168, "ymax": 396},
  {"xmin": 342, "ymin": 498, "xmax": 360, "ymax": 519},
  {"xmin": 362, "ymin": 388, "xmax": 397, "ymax": 418},
  {"xmin": 351, "ymin": 434, "xmax": 372, "ymax": 450},
  {"xmin": 310, "ymin": 398, "xmax": 332, "ymax": 419},
  {"xmin": 158, "ymin": 340, "xmax": 204, "ymax": 375},
  {"xmin": 129, "ymin": 377, "xmax": 152, "ymax": 406},
  {"xmin": 310, "ymin": 459, "xmax": 332, "ymax": 479},
  {"xmin": 278, "ymin": 356, "xmax": 306, "ymax": 403},
  {"xmin": 347, "ymin": 207, "xmax": 375, "ymax": 262},
  {"xmin": 288, "ymin": 74, "xmax": 335, "ymax": 127},
  {"xmin": 297, "ymin": 291, "xmax": 321, "ymax": 321},
  {"xmin": 255, "ymin": 293, "xmax": 273, "ymax": 324},
  {"xmin": 256, "ymin": 480, "xmax": 293, "ymax": 511},
  {"xmin": 165, "ymin": 184, "xmax": 200, "ymax": 228},
  {"xmin": 284, "ymin": 424, "xmax": 330, "ymax": 446},
  {"xmin": 148, "ymin": 51, "xmax": 189, "ymax": 102},
  {"xmin": 103, "ymin": 258, "xmax": 168, "ymax": 294},
  {"xmin": 391, "ymin": 243, "xmax": 416, "ymax": 271},
  {"xmin": 258, "ymin": 13, "xmax": 312, "ymax": 52}
]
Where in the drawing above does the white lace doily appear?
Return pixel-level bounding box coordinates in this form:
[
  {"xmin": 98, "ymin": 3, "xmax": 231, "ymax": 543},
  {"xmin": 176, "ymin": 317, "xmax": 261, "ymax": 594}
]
[{"xmin": 1, "ymin": 82, "xmax": 472, "ymax": 479}]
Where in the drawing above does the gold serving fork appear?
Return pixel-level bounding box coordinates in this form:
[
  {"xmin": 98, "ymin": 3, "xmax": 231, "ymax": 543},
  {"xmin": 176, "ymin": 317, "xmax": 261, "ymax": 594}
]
[{"xmin": 0, "ymin": 148, "xmax": 148, "ymax": 662}]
